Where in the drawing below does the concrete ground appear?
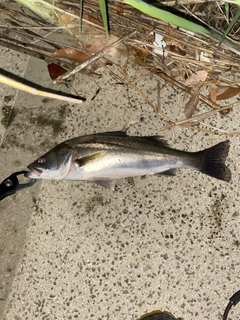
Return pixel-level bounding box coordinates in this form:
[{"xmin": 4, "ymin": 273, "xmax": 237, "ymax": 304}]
[{"xmin": 0, "ymin": 25, "xmax": 240, "ymax": 320}]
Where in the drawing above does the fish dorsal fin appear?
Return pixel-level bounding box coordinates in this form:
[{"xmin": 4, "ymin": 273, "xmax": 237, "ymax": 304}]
[
  {"xmin": 94, "ymin": 131, "xmax": 127, "ymax": 137},
  {"xmin": 75, "ymin": 150, "xmax": 107, "ymax": 167},
  {"xmin": 145, "ymin": 136, "xmax": 169, "ymax": 147}
]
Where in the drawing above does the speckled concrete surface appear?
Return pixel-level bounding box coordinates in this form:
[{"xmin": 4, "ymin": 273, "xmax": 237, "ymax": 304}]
[
  {"xmin": 1, "ymin": 34, "xmax": 240, "ymax": 320},
  {"xmin": 0, "ymin": 46, "xmax": 30, "ymax": 317}
]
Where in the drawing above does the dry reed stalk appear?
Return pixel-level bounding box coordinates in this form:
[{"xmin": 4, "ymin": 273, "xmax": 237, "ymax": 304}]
[{"xmin": 0, "ymin": 0, "xmax": 239, "ymax": 135}]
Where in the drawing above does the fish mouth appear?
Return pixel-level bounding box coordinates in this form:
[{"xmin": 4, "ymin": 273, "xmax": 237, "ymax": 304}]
[{"xmin": 25, "ymin": 166, "xmax": 43, "ymax": 178}]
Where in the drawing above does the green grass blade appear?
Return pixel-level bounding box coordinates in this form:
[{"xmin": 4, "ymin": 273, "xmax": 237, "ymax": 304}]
[
  {"xmin": 123, "ymin": 0, "xmax": 240, "ymax": 54},
  {"xmin": 221, "ymin": 7, "xmax": 240, "ymax": 43},
  {"xmin": 123, "ymin": 0, "xmax": 210, "ymax": 34},
  {"xmin": 99, "ymin": 0, "xmax": 109, "ymax": 35},
  {"xmin": 225, "ymin": 2, "xmax": 230, "ymax": 22}
]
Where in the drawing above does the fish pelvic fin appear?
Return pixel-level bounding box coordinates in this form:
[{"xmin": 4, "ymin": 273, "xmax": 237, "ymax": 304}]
[
  {"xmin": 75, "ymin": 150, "xmax": 107, "ymax": 167},
  {"xmin": 198, "ymin": 140, "xmax": 231, "ymax": 182},
  {"xmin": 91, "ymin": 179, "xmax": 112, "ymax": 189}
]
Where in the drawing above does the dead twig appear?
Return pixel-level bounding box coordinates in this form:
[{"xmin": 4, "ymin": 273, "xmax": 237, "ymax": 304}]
[
  {"xmin": 134, "ymin": 56, "xmax": 223, "ymax": 110},
  {"xmin": 54, "ymin": 30, "xmax": 137, "ymax": 82},
  {"xmin": 159, "ymin": 101, "xmax": 240, "ymax": 131}
]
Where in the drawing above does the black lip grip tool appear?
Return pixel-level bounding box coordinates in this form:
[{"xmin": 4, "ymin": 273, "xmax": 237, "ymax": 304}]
[
  {"xmin": 0, "ymin": 171, "xmax": 36, "ymax": 201},
  {"xmin": 223, "ymin": 290, "xmax": 240, "ymax": 320}
]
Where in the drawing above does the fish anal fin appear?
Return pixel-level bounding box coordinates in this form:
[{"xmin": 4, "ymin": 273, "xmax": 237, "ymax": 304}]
[
  {"xmin": 156, "ymin": 169, "xmax": 176, "ymax": 176},
  {"xmin": 75, "ymin": 150, "xmax": 106, "ymax": 167},
  {"xmin": 91, "ymin": 179, "xmax": 112, "ymax": 189}
]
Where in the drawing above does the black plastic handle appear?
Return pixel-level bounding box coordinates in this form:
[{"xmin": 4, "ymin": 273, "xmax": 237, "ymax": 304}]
[{"xmin": 0, "ymin": 171, "xmax": 36, "ymax": 201}]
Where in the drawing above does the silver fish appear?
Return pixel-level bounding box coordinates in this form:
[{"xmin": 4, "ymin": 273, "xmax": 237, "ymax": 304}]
[{"xmin": 25, "ymin": 131, "xmax": 231, "ymax": 187}]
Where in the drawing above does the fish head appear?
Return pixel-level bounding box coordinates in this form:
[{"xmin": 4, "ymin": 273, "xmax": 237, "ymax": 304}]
[{"xmin": 25, "ymin": 143, "xmax": 75, "ymax": 179}]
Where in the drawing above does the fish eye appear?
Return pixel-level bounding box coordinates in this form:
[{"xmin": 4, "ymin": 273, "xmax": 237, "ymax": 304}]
[{"xmin": 37, "ymin": 157, "xmax": 46, "ymax": 164}]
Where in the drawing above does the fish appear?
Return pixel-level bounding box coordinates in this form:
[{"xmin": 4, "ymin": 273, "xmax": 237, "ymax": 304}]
[{"xmin": 25, "ymin": 130, "xmax": 231, "ymax": 187}]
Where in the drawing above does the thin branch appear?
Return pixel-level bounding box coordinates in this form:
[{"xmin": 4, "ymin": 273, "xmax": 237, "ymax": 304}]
[
  {"xmin": 159, "ymin": 101, "xmax": 240, "ymax": 131},
  {"xmin": 0, "ymin": 74, "xmax": 85, "ymax": 104},
  {"xmin": 54, "ymin": 30, "xmax": 137, "ymax": 82},
  {"xmin": 117, "ymin": 67, "xmax": 175, "ymax": 123},
  {"xmin": 134, "ymin": 55, "xmax": 223, "ymax": 110}
]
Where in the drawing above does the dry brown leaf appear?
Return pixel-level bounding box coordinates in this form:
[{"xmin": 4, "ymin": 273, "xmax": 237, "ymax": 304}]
[
  {"xmin": 58, "ymin": 9, "xmax": 77, "ymax": 25},
  {"xmin": 136, "ymin": 46, "xmax": 149, "ymax": 57},
  {"xmin": 216, "ymin": 87, "xmax": 240, "ymax": 101},
  {"xmin": 184, "ymin": 88, "xmax": 200, "ymax": 118},
  {"xmin": 47, "ymin": 63, "xmax": 67, "ymax": 80},
  {"xmin": 208, "ymin": 87, "xmax": 217, "ymax": 103},
  {"xmin": 53, "ymin": 42, "xmax": 109, "ymax": 66},
  {"xmin": 184, "ymin": 70, "xmax": 208, "ymax": 87},
  {"xmin": 166, "ymin": 44, "xmax": 186, "ymax": 56},
  {"xmin": 209, "ymin": 86, "xmax": 240, "ymax": 102},
  {"xmin": 85, "ymin": 41, "xmax": 108, "ymax": 53},
  {"xmin": 53, "ymin": 47, "xmax": 90, "ymax": 64}
]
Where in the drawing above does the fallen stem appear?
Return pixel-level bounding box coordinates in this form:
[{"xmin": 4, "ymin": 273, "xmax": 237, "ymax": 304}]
[
  {"xmin": 181, "ymin": 124, "xmax": 240, "ymax": 136},
  {"xmin": 159, "ymin": 101, "xmax": 240, "ymax": 131},
  {"xmin": 0, "ymin": 74, "xmax": 85, "ymax": 104},
  {"xmin": 117, "ymin": 67, "xmax": 175, "ymax": 123},
  {"xmin": 135, "ymin": 56, "xmax": 222, "ymax": 110},
  {"xmin": 54, "ymin": 30, "xmax": 137, "ymax": 82}
]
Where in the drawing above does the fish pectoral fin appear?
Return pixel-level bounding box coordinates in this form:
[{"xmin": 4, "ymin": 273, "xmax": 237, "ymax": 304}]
[
  {"xmin": 156, "ymin": 169, "xmax": 176, "ymax": 176},
  {"xmin": 75, "ymin": 150, "xmax": 107, "ymax": 167},
  {"xmin": 91, "ymin": 179, "xmax": 112, "ymax": 189}
]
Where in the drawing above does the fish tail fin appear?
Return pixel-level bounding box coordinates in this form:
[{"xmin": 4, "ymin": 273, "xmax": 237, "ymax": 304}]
[{"xmin": 198, "ymin": 140, "xmax": 231, "ymax": 182}]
